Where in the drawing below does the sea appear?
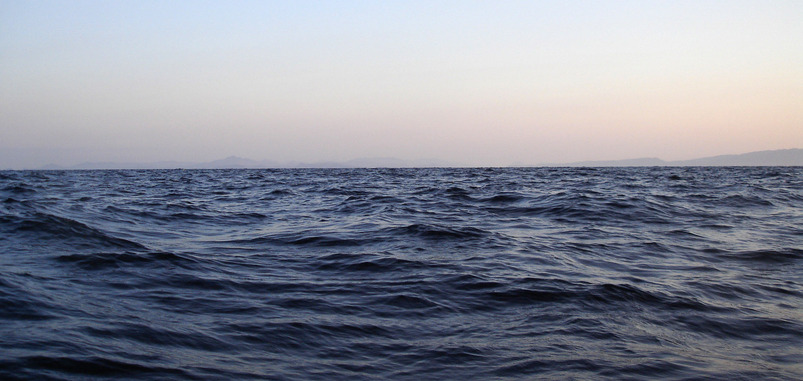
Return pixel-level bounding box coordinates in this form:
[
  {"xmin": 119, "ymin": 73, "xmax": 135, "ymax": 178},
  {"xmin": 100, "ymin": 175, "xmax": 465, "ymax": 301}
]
[{"xmin": 0, "ymin": 167, "xmax": 801, "ymax": 380}]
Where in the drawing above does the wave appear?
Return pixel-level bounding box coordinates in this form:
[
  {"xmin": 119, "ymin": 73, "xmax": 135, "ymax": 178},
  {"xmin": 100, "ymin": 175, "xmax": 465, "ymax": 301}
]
[
  {"xmin": 385, "ymin": 223, "xmax": 490, "ymax": 240},
  {"xmin": 5, "ymin": 211, "xmax": 147, "ymax": 251},
  {"xmin": 233, "ymin": 234, "xmax": 368, "ymax": 247},
  {"xmin": 0, "ymin": 276, "xmax": 57, "ymax": 321},
  {"xmin": 224, "ymin": 223, "xmax": 493, "ymax": 249},
  {"xmin": 715, "ymin": 248, "xmax": 803, "ymax": 263},
  {"xmin": 314, "ymin": 252, "xmax": 432, "ymax": 273},
  {"xmin": 55, "ymin": 251, "xmax": 198, "ymax": 270},
  {"xmin": 5, "ymin": 356, "xmax": 192, "ymax": 379},
  {"xmin": 1, "ymin": 167, "xmax": 801, "ymax": 380},
  {"xmin": 475, "ymin": 280, "xmax": 713, "ymax": 312}
]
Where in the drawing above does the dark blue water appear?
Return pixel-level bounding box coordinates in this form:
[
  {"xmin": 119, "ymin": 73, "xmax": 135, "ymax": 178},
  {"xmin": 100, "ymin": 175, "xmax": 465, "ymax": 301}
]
[{"xmin": 1, "ymin": 167, "xmax": 801, "ymax": 380}]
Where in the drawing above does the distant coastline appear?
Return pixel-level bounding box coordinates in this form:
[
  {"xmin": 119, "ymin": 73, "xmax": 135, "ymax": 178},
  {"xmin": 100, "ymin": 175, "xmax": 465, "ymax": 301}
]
[
  {"xmin": 538, "ymin": 148, "xmax": 803, "ymax": 167},
  {"xmin": 17, "ymin": 148, "xmax": 803, "ymax": 170}
]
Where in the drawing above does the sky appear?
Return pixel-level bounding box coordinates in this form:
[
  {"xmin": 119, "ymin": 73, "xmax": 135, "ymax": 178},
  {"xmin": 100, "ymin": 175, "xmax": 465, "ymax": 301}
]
[{"xmin": 1, "ymin": 0, "xmax": 801, "ymax": 168}]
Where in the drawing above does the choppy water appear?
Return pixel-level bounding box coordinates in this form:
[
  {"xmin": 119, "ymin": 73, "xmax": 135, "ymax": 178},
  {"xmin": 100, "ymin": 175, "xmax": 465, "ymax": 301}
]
[{"xmin": 1, "ymin": 167, "xmax": 801, "ymax": 380}]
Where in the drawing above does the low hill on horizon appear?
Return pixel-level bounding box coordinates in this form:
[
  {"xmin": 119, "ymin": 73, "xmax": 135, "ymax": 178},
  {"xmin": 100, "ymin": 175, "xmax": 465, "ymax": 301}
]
[
  {"xmin": 28, "ymin": 148, "xmax": 803, "ymax": 170},
  {"xmin": 537, "ymin": 148, "xmax": 802, "ymax": 167}
]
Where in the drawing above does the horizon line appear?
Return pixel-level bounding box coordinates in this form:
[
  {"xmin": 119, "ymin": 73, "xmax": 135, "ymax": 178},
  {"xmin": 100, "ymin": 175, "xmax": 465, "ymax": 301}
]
[{"xmin": 3, "ymin": 148, "xmax": 801, "ymax": 170}]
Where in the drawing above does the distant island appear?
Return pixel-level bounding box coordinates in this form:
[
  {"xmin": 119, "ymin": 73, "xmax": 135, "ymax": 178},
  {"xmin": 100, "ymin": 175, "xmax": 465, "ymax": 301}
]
[
  {"xmin": 32, "ymin": 148, "xmax": 803, "ymax": 170},
  {"xmin": 541, "ymin": 148, "xmax": 803, "ymax": 167}
]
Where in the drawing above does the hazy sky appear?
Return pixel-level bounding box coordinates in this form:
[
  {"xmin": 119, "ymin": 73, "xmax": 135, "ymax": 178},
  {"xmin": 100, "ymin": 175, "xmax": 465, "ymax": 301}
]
[{"xmin": 2, "ymin": 1, "xmax": 801, "ymax": 168}]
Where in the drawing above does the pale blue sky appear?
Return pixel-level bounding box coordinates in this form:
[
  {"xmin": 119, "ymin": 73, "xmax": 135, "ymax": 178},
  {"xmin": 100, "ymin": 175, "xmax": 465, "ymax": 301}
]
[{"xmin": 1, "ymin": 1, "xmax": 801, "ymax": 168}]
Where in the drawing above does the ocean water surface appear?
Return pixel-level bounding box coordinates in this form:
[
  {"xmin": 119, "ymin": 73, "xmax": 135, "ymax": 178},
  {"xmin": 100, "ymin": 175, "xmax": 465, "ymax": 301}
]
[{"xmin": 0, "ymin": 167, "xmax": 801, "ymax": 380}]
